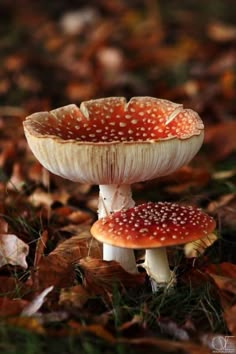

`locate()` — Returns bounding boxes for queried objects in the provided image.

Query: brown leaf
[59,285,89,309]
[206,262,236,279]
[35,229,101,291]
[0,218,8,233]
[205,263,236,309]
[159,165,211,194]
[0,276,25,297]
[225,304,236,335]
[67,320,116,343]
[207,273,236,296]
[51,229,101,261]
[36,254,75,291]
[0,297,28,317]
[0,233,29,269]
[205,121,236,161]
[67,209,93,224]
[207,22,236,42]
[119,337,212,354]
[79,257,145,298]
[34,230,48,268]
[207,194,236,228]
[7,317,44,334]
[6,163,25,191]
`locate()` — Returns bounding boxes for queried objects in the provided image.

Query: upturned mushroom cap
[23,97,204,184]
[90,202,216,249]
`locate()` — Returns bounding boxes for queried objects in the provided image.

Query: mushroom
[91,202,216,291]
[23,97,204,273]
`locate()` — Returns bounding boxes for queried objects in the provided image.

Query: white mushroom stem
[144,247,172,292]
[98,184,137,273]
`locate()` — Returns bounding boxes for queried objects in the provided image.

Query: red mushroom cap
[23,97,204,184]
[24,97,203,142]
[91,202,216,249]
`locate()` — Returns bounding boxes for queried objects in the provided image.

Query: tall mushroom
[23,96,204,273]
[91,202,216,291]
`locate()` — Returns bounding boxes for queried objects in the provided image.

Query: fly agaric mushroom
[23,97,204,273]
[91,202,216,291]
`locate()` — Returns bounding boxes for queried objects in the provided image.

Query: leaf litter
[0,0,236,353]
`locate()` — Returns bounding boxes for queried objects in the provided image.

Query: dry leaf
[159,165,210,194]
[225,304,236,335]
[0,297,28,317]
[36,254,75,291]
[208,22,236,42]
[206,262,236,279]
[0,219,8,233]
[0,276,23,297]
[207,274,236,296]
[68,320,115,343]
[157,318,190,341]
[0,233,29,269]
[205,262,236,309]
[6,163,25,191]
[119,337,212,354]
[7,317,44,334]
[21,285,54,316]
[59,285,89,309]
[51,229,101,261]
[34,230,48,268]
[184,233,217,258]
[79,257,145,298]
[35,230,101,291]
[207,194,236,228]
[205,121,236,161]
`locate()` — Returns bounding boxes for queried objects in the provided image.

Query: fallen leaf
[59,285,89,309]
[224,304,236,335]
[119,337,212,354]
[21,285,54,316]
[36,254,75,291]
[213,169,236,180]
[208,22,236,42]
[0,233,29,269]
[158,165,210,194]
[207,273,236,296]
[68,321,116,343]
[205,121,236,161]
[0,276,25,297]
[0,297,28,317]
[0,218,8,233]
[6,163,25,191]
[206,262,236,279]
[157,318,190,341]
[67,209,93,224]
[34,230,48,268]
[205,262,236,309]
[51,229,101,261]
[79,257,145,299]
[207,194,236,228]
[184,233,217,258]
[7,317,44,334]
[35,229,101,291]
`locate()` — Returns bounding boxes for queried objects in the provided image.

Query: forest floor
[0,1,236,353]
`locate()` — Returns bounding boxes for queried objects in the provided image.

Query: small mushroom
[23,97,204,273]
[91,202,216,291]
